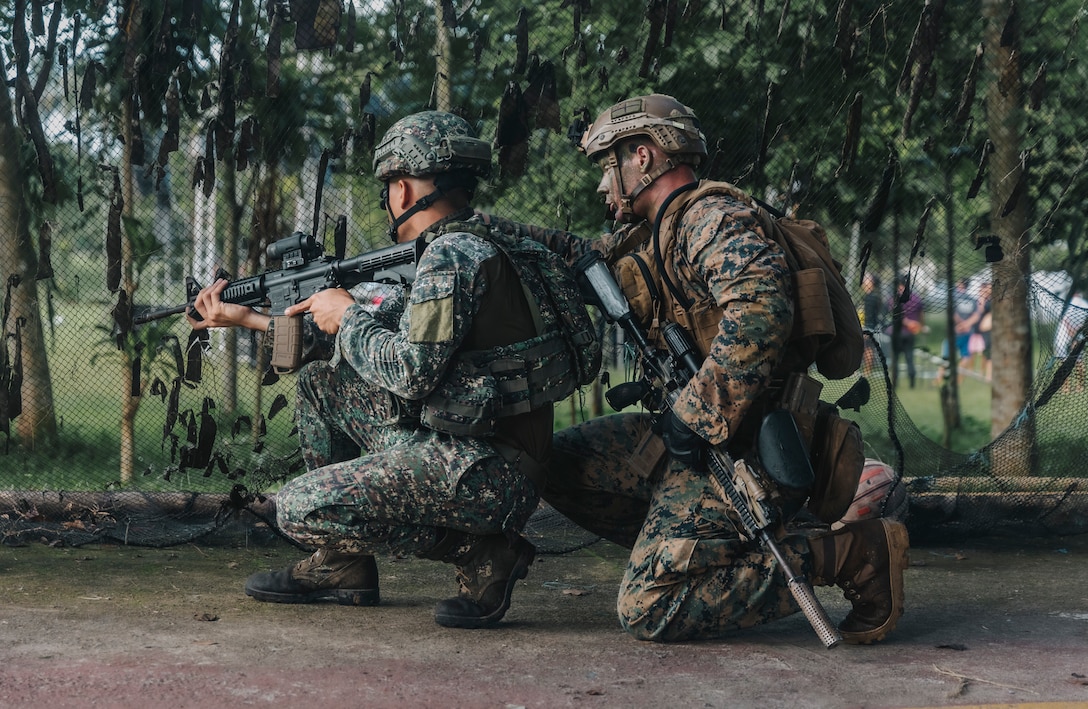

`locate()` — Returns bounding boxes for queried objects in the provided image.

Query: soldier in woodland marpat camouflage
[525,94,910,643]
[187,111,598,629]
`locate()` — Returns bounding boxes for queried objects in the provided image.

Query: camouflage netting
[1,0,1086,550]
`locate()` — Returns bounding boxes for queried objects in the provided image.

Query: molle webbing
[418,218,599,437]
[421,331,575,436]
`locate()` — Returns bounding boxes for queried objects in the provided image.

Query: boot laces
[296,549,327,573]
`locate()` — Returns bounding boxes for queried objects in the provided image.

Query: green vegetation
[2,299,297,492]
[3,0,1087,494]
[7,290,1084,490]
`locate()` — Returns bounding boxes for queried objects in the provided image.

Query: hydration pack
[419,219,601,436]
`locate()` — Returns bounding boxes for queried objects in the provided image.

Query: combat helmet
[374,111,491,180]
[581,94,707,167]
[580,94,706,220]
[373,111,491,242]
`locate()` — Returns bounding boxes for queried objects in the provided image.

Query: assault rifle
[575,251,842,649]
[134,231,420,372]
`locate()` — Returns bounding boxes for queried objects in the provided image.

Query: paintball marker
[134,231,420,372]
[575,251,842,649]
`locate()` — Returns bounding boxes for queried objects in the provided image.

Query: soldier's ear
[389,178,413,211]
[637,144,654,173]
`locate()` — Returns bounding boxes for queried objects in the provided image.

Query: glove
[657,410,708,470]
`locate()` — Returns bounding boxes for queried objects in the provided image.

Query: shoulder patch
[408,270,456,343]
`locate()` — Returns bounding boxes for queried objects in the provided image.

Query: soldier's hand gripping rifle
[134,231,421,372]
[575,251,842,649]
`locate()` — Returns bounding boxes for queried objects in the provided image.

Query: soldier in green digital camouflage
[517,94,910,643]
[187,111,598,628]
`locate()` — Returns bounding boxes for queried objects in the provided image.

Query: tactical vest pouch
[421,332,577,437]
[805,403,864,523]
[539,259,601,388]
[794,267,836,340]
[614,252,659,332]
[778,372,865,524]
[761,214,863,379]
[614,251,720,356]
[421,369,499,436]
[489,235,602,388]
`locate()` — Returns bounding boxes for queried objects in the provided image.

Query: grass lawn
[5,298,1083,489]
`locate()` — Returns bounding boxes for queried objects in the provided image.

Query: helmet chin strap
[385,173,477,243]
[385,183,446,244]
[611,146,677,221]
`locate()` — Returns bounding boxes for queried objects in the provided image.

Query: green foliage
[5,0,1088,495]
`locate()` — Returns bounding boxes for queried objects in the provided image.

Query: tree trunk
[221,159,240,414]
[941,170,960,444]
[118,1,145,484]
[0,52,57,449]
[434,5,452,111]
[119,92,139,484]
[982,0,1035,473]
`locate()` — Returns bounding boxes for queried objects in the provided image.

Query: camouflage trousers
[275,359,539,557]
[543,412,812,642]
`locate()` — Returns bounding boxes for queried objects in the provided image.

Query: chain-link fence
[1,0,1086,548]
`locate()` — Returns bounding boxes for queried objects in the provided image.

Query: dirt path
[1,534,1086,708]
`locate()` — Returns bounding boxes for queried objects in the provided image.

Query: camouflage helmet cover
[581,94,707,166]
[373,111,492,180]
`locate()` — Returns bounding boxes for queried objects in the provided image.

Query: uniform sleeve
[670,204,794,447]
[333,237,480,400]
[477,212,638,268]
[271,284,409,371]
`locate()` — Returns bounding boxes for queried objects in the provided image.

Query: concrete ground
[0,531,1086,708]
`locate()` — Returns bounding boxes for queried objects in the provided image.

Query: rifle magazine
[270,315,304,374]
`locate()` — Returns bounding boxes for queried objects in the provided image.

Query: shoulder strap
[651,181,700,311]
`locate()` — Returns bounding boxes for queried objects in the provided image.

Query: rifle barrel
[132,303,188,325]
[707,449,842,648]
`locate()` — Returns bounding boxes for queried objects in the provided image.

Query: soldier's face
[596,166,621,220]
[596,157,639,223]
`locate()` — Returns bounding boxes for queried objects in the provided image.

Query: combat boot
[810,518,909,644]
[244,549,380,606]
[426,531,536,629]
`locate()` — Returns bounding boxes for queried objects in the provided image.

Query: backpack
[756,210,864,379]
[489,231,602,387]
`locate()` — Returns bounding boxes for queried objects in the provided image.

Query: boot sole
[244,584,380,607]
[841,519,909,644]
[434,542,536,629]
